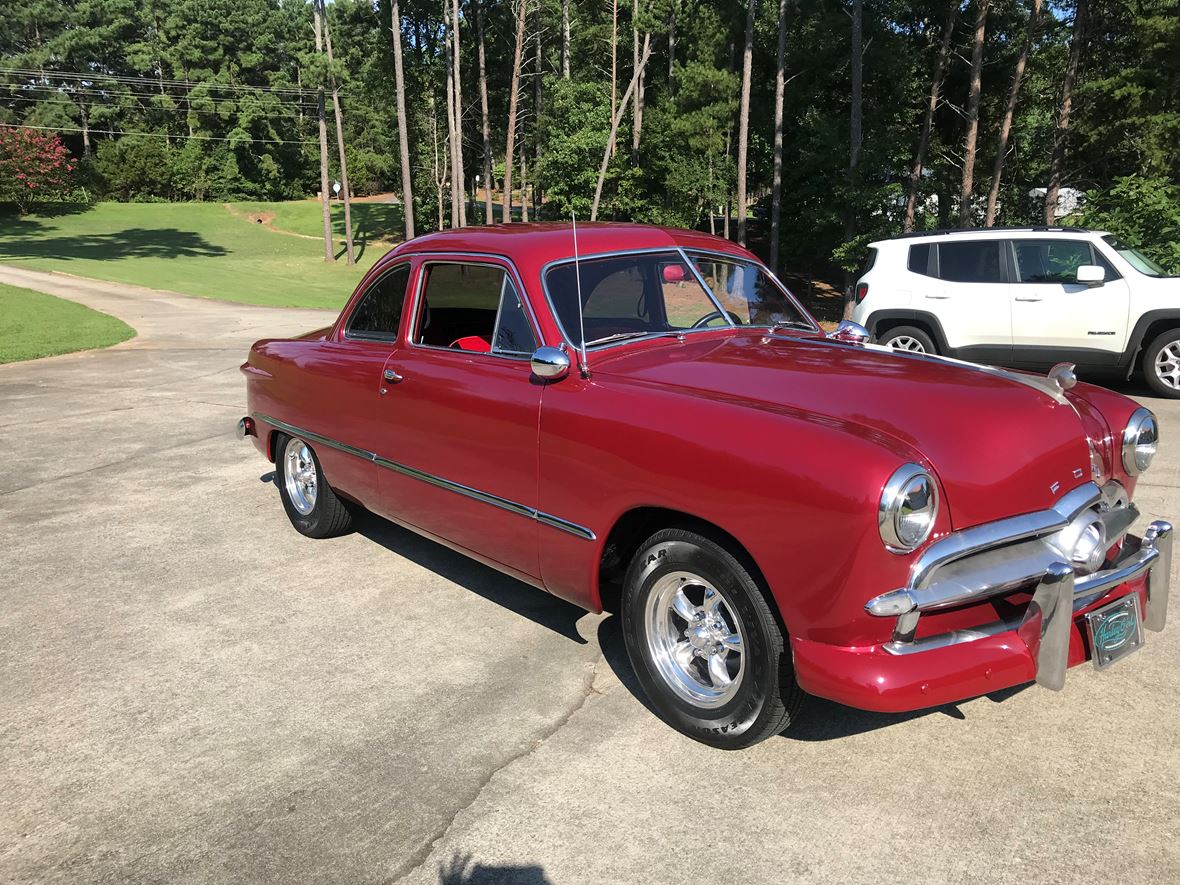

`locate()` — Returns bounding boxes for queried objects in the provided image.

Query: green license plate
[1085,594,1144,670]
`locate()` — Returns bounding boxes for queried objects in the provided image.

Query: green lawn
[0,283,135,364]
[232,199,405,242]
[0,201,398,309]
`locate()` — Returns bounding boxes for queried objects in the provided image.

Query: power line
[0,91,321,117]
[0,83,321,110]
[0,67,326,96]
[0,122,315,146]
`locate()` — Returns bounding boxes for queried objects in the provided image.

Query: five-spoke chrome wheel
[1153,341,1180,391]
[644,570,745,708]
[283,437,318,516]
[886,335,927,353]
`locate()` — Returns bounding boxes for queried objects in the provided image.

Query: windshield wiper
[765,320,816,333]
[584,331,679,346]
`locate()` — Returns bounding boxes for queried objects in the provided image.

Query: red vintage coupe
[239,223,1171,748]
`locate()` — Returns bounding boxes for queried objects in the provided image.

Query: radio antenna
[571,213,590,378]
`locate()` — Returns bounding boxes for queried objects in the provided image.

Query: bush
[94,135,179,201]
[0,127,77,213]
[1077,176,1180,274]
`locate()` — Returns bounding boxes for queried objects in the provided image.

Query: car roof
[870,227,1110,248]
[382,222,757,267]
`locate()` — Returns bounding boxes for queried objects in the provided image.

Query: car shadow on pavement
[594,611,1031,741]
[353,510,590,645]
[438,853,551,884]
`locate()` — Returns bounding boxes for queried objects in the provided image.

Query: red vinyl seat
[450,335,492,353]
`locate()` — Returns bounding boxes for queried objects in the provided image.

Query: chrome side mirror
[531,346,570,380]
[828,319,870,345]
[1076,265,1105,287]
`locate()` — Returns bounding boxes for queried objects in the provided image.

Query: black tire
[274,433,354,538]
[621,528,804,749]
[878,325,937,355]
[1142,329,1180,399]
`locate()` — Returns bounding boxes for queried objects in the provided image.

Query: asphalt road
[1,265,1178,884]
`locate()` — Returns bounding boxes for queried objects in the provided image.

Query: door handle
[1014,296,1043,302]
[383,368,404,383]
[925,294,950,299]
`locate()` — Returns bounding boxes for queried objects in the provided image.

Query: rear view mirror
[1076,265,1105,286]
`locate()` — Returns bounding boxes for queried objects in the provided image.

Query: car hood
[593,331,1093,530]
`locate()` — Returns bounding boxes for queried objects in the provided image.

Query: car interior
[414,263,535,355]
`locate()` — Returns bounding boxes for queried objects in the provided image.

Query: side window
[908,243,934,277]
[936,241,1002,283]
[414,263,535,355]
[346,264,410,340]
[1089,245,1121,281]
[1011,239,1093,284]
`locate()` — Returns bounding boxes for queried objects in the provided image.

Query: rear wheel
[1143,329,1180,399]
[879,325,937,355]
[621,528,804,749]
[276,434,354,538]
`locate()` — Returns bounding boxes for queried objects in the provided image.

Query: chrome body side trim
[253,413,596,541]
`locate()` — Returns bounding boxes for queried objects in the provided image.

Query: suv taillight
[855,282,869,303]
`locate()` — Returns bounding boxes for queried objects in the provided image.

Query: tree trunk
[769,0,787,273]
[520,119,529,222]
[392,0,415,239]
[321,1,355,264]
[475,0,494,224]
[591,35,652,220]
[534,27,543,218]
[503,0,528,223]
[903,1,957,232]
[561,0,571,78]
[444,5,458,228]
[610,0,618,136]
[667,9,675,91]
[450,0,466,226]
[631,0,644,154]
[79,99,91,157]
[985,0,1041,226]
[1044,0,1087,224]
[844,0,863,316]
[432,92,447,230]
[959,0,991,228]
[312,1,335,262]
[736,0,756,247]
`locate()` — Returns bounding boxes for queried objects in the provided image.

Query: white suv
[852,227,1180,397]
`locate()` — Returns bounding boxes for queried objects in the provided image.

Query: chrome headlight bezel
[879,463,939,554]
[1121,407,1158,476]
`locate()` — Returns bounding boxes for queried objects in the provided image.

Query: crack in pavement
[387,654,606,884]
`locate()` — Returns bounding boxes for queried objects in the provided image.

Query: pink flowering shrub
[0,128,77,214]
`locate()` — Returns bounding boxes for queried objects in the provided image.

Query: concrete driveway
[1,265,1178,884]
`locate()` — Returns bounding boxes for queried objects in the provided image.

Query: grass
[231,199,405,242]
[0,201,400,310]
[0,282,135,364]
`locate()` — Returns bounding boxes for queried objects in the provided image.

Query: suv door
[1006,238,1130,367]
[929,238,1011,362]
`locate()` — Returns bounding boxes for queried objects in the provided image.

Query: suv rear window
[937,241,1002,283]
[908,243,934,276]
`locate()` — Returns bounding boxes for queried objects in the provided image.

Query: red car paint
[242,223,1151,713]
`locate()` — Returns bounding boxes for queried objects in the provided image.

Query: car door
[929,238,1012,362]
[280,262,412,510]
[372,256,543,580]
[1007,238,1131,367]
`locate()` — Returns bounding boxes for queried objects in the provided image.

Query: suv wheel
[1144,330,1180,398]
[879,325,937,355]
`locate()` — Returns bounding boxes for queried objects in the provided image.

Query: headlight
[1121,408,1158,475]
[879,464,938,553]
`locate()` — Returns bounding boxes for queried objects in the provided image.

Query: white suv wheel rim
[1154,341,1180,390]
[887,335,926,353]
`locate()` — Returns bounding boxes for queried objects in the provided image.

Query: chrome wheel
[1153,341,1180,390]
[887,335,927,353]
[644,570,745,708]
[283,437,318,516]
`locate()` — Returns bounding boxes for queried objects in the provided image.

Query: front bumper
[793,482,1172,712]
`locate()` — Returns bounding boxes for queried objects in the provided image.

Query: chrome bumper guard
[865,481,1172,692]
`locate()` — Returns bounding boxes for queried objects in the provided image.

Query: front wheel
[621,528,804,749]
[879,325,937,355]
[1143,329,1180,399]
[276,434,355,538]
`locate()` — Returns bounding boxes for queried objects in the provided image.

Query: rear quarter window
[908,243,934,277]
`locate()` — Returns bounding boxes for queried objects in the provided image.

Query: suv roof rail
[894,226,1089,239]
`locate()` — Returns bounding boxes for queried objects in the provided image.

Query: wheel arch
[1124,310,1180,377]
[596,506,784,631]
[864,309,950,354]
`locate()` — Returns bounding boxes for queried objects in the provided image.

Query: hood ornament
[1048,362,1078,392]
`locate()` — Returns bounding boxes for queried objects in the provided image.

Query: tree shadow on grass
[0,225,228,261]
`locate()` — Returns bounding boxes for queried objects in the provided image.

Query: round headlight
[1121,408,1158,475]
[879,464,938,553]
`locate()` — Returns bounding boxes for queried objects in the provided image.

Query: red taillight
[855,282,869,303]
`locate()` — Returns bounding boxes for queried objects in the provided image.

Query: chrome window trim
[255,413,595,541]
[342,261,413,342]
[407,255,544,358]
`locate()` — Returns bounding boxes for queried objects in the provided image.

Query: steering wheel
[691,310,743,329]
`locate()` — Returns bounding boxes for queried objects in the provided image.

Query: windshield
[686,252,816,330]
[1102,235,1173,277]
